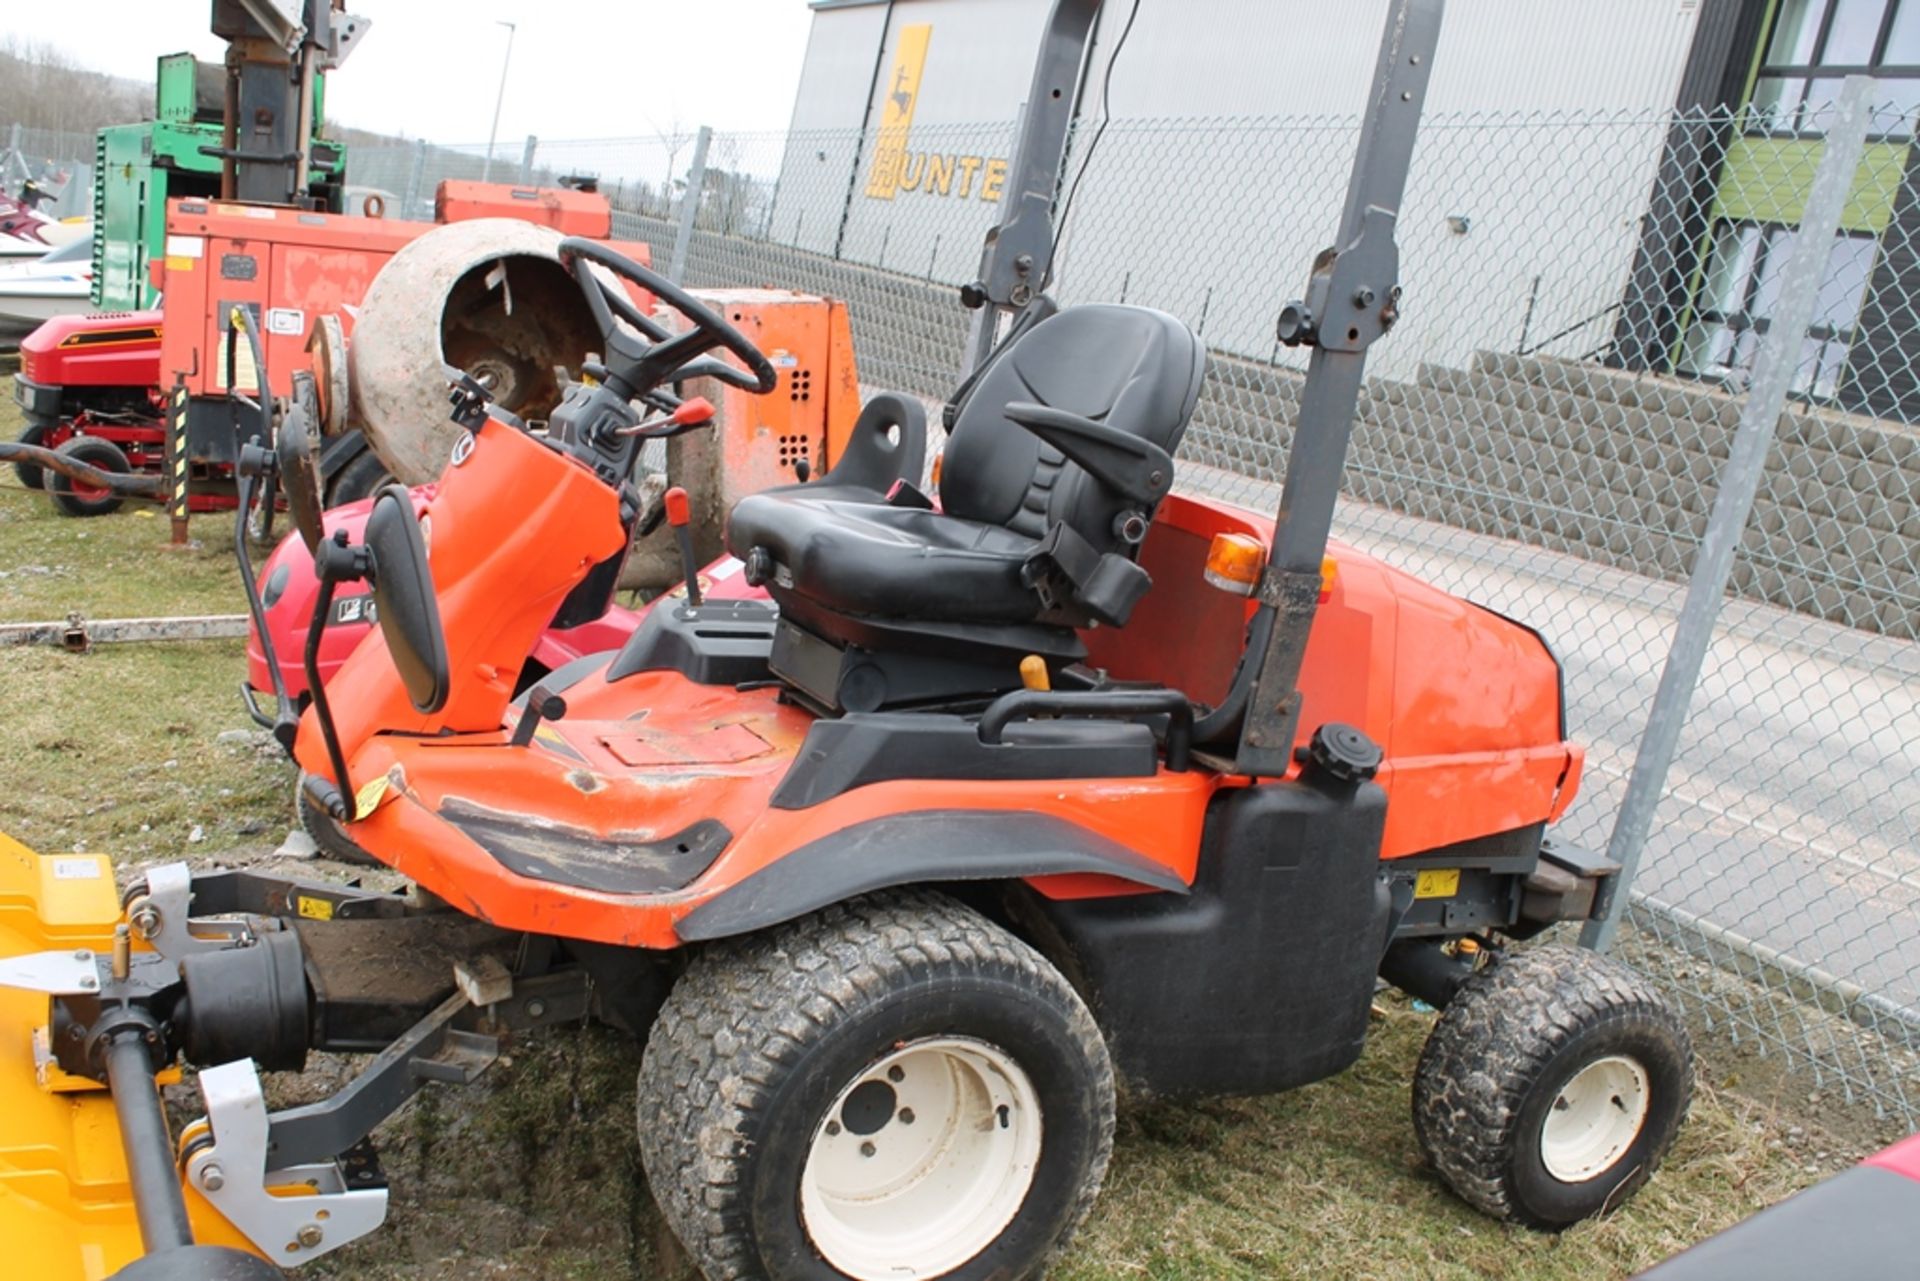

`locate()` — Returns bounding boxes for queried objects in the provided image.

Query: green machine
[91,51,348,310]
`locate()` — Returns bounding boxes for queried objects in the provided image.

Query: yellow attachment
[1320,555,1339,602]
[1203,532,1266,596]
[929,450,944,491]
[0,831,259,1278]
[1019,655,1051,692]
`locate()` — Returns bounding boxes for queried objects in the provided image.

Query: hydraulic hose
[0,442,165,496]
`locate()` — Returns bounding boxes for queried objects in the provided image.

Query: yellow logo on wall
[865,24,933,199]
[863,23,1009,205]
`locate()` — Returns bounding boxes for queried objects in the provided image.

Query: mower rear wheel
[295,772,381,867]
[47,436,130,517]
[12,421,51,489]
[637,891,1115,1281]
[326,448,395,509]
[1412,944,1692,1229]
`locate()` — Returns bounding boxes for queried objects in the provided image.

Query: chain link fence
[6,88,1915,1122]
[2,124,94,219]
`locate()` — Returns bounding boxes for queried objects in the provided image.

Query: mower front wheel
[295,773,381,867]
[47,436,130,517]
[637,891,1115,1281]
[12,421,52,489]
[1412,944,1693,1229]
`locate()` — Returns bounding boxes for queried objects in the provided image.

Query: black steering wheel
[556,238,777,397]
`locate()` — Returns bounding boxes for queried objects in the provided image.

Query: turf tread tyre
[325,448,394,509]
[12,422,51,490]
[1412,944,1692,1229]
[47,436,129,517]
[294,772,380,866]
[637,890,1115,1281]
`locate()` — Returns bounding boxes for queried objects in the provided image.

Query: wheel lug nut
[898,1108,915,1125]
[825,1121,842,1137]
[887,1065,904,1083]
[860,1141,876,1158]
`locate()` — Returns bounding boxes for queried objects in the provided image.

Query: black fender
[673,810,1190,943]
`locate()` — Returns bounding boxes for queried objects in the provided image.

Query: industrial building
[774,0,1920,414]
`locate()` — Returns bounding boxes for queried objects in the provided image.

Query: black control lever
[510,685,568,748]
[664,486,704,607]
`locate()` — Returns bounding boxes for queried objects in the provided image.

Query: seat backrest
[941,304,1207,559]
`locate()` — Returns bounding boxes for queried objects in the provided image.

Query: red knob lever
[663,486,692,528]
[672,396,714,426]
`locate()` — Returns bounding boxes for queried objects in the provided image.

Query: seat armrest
[1003,401,1174,506]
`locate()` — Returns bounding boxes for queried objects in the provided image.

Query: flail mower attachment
[0,833,589,1279]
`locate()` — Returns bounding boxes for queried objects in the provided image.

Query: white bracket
[183,1060,387,1266]
[0,947,101,995]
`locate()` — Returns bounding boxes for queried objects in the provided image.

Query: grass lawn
[0,384,1880,1278]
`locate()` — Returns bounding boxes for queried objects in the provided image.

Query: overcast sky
[3,1,816,143]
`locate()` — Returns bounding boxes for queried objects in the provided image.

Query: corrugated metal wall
[774,0,1710,373]
[1077,0,1706,118]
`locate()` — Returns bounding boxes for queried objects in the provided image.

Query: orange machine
[251,243,1665,1281]
[434,179,613,233]
[630,287,863,581]
[152,188,649,521]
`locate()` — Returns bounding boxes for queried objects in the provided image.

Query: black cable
[1044,0,1143,291]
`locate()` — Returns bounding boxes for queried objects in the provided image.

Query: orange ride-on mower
[0,3,1691,1278]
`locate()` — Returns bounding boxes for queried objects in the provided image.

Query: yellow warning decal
[1414,868,1461,899]
[354,775,389,820]
[296,895,334,921]
[864,24,933,199]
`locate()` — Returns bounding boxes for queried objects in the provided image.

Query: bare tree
[0,38,148,139]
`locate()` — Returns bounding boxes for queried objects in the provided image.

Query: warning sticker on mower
[51,858,102,880]
[1414,868,1460,899]
[354,776,390,821]
[334,595,377,625]
[297,896,334,921]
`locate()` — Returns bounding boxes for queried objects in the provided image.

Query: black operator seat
[729,304,1206,626]
[724,304,1206,713]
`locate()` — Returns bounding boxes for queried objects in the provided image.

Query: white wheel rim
[1540,1054,1651,1183]
[799,1035,1043,1280]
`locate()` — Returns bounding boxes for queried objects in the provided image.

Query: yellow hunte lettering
[980,157,1008,204]
[864,24,933,199]
[954,155,983,198]
[925,153,955,196]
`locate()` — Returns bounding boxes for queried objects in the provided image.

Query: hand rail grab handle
[978,688,1193,771]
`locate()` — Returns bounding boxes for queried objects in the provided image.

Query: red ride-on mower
[10,310,169,517]
[0,4,1691,1278]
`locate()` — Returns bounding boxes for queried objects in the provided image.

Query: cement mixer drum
[349,218,603,484]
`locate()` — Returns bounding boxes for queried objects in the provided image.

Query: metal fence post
[668,126,713,286]
[1580,75,1877,952]
[165,377,191,547]
[519,134,538,185]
